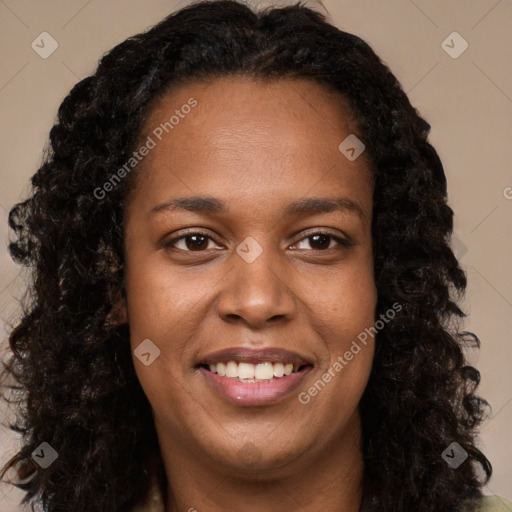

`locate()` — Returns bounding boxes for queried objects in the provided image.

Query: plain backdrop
[1,0,511,510]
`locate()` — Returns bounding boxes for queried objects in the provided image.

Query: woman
[1,1,509,511]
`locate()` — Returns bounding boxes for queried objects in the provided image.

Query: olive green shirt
[476,497,512,511]
[131,473,512,512]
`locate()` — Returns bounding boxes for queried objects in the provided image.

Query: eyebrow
[150,195,365,219]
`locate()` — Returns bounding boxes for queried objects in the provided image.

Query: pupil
[186,235,208,251]
[310,234,330,250]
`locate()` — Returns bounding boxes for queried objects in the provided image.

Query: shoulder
[472,495,512,512]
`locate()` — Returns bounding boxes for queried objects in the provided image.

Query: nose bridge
[217,235,295,325]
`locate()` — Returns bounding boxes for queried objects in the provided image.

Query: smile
[206,360,303,381]
[198,360,312,406]
[196,346,314,406]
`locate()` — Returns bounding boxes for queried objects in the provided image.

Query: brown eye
[164,232,222,252]
[292,232,351,251]
[181,234,210,251]
[164,230,351,253]
[308,234,332,250]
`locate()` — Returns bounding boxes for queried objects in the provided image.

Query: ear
[105,292,128,327]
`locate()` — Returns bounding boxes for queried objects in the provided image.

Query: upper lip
[197,346,314,367]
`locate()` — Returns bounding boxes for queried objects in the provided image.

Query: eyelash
[163,229,352,253]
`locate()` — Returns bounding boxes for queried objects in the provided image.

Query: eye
[290,231,352,251]
[164,231,223,252]
[164,230,351,253]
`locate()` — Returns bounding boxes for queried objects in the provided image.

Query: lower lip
[198,366,312,406]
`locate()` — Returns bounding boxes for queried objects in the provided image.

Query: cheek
[309,253,377,339]
[306,254,377,395]
[124,260,201,413]
[125,251,205,340]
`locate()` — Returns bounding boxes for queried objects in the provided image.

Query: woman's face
[123,76,377,475]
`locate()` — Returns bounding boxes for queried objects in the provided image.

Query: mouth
[196,347,314,406]
[197,360,310,383]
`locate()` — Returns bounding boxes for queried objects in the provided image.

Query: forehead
[142,75,361,149]
[129,76,372,217]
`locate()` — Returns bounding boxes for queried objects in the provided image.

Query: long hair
[1,1,492,511]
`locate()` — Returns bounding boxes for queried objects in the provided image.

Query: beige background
[1,0,511,509]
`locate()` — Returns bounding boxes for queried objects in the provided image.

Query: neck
[159,413,365,512]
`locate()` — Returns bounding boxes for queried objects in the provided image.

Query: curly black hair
[1,1,493,511]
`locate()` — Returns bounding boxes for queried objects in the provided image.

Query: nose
[217,240,297,328]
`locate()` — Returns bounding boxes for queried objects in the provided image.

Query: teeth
[238,362,255,379]
[254,362,273,380]
[273,363,284,377]
[225,361,238,378]
[207,360,303,381]
[217,362,226,377]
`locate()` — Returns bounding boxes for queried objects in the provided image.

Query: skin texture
[122,76,377,512]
